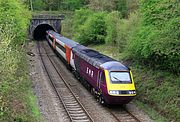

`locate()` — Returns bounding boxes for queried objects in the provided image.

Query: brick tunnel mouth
[33,24,55,40]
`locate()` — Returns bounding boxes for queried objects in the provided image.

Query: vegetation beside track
[27,0,179,121]
[59,1,179,120]
[0,0,40,121]
[89,44,180,122]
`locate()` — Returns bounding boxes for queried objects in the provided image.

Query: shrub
[63,0,85,11]
[73,8,93,35]
[105,11,122,45]
[117,11,140,52]
[126,0,180,73]
[0,0,39,121]
[0,0,31,45]
[74,11,107,45]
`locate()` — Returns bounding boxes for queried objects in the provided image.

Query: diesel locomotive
[46,30,136,105]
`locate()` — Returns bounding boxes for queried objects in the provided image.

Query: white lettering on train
[86,67,94,78]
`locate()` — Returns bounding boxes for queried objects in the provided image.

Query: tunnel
[33,24,55,40]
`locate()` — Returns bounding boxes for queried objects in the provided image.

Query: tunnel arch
[33,24,55,40]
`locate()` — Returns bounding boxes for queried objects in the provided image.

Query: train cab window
[56,42,66,53]
[110,71,132,84]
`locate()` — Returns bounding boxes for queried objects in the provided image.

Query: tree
[87,0,115,11]
[114,0,127,18]
[127,0,180,73]
[63,0,84,10]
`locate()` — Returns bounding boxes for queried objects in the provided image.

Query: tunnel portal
[33,24,54,40]
[29,14,64,40]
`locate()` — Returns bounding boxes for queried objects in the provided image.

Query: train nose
[106,96,135,105]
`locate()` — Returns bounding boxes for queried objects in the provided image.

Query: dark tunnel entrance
[33,24,55,40]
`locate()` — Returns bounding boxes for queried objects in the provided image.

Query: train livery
[46,30,136,105]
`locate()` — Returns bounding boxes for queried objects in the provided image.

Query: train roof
[72,45,129,70]
[47,30,78,48]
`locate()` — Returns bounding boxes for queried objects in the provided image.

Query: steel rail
[123,106,141,122]
[38,41,94,122]
[37,41,72,121]
[107,106,141,122]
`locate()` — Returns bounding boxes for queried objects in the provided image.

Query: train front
[101,61,136,105]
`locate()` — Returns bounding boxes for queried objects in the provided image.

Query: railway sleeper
[70,113,87,117]
[68,108,82,111]
[65,103,79,106]
[67,106,80,109]
[69,110,84,114]
[72,116,89,120]
[73,119,90,122]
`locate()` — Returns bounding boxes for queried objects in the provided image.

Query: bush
[33,0,46,11]
[63,0,85,11]
[0,0,31,45]
[105,11,122,45]
[126,0,180,73]
[0,0,39,121]
[74,10,107,45]
[117,11,140,52]
[73,8,93,36]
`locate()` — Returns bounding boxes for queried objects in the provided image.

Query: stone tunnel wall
[29,15,64,40]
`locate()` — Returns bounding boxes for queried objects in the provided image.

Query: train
[46,30,136,105]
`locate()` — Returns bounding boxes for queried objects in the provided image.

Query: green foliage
[0,0,31,45]
[62,0,179,121]
[63,0,85,11]
[117,11,140,52]
[33,0,46,11]
[114,0,128,18]
[87,0,115,12]
[126,0,180,73]
[73,8,93,34]
[90,43,180,121]
[105,11,122,45]
[28,0,86,11]
[133,66,180,121]
[0,0,40,121]
[73,9,107,45]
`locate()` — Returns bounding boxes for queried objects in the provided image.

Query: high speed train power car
[46,30,136,105]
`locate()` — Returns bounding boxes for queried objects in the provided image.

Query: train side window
[56,42,66,53]
[100,72,105,83]
[73,54,75,59]
[49,36,53,42]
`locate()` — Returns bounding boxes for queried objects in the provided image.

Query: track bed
[28,40,153,122]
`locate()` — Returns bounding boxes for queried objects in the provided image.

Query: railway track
[108,106,141,122]
[37,40,142,122]
[37,40,93,122]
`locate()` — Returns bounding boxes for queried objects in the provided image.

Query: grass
[135,100,166,122]
[89,44,180,122]
[0,42,41,121]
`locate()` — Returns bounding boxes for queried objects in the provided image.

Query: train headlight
[109,90,119,95]
[129,90,136,94]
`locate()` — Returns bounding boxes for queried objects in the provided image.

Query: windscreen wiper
[113,76,123,82]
